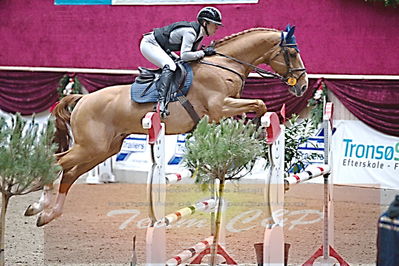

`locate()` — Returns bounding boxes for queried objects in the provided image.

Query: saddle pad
[131,63,193,104]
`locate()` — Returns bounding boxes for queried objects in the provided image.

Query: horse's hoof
[24,204,41,216]
[36,213,48,227]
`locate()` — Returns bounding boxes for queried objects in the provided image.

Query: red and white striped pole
[166,236,213,265]
[284,165,331,190]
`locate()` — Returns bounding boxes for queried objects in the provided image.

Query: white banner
[114,133,188,173]
[332,120,399,189]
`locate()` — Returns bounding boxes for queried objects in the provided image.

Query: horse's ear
[286,25,296,41]
[281,24,295,46]
[280,32,286,46]
[281,24,299,51]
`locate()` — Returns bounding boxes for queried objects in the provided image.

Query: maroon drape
[325,79,399,137]
[76,73,136,93]
[1,70,399,136]
[77,73,316,118]
[0,71,63,115]
[242,78,317,117]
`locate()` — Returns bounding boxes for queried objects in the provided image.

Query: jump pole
[142,111,237,265]
[142,111,166,265]
[303,103,349,265]
[262,103,349,265]
[261,111,286,265]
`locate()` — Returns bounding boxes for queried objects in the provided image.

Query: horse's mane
[214,28,279,47]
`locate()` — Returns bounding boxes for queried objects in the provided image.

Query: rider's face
[206,22,219,36]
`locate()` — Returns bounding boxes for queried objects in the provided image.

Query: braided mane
[214,28,279,47]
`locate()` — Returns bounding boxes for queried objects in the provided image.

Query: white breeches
[140,33,177,71]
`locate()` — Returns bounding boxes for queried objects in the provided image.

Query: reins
[198,52,283,84]
[198,60,246,83]
[215,52,284,80]
[199,47,306,87]
[179,38,307,125]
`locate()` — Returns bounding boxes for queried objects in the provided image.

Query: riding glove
[203,46,216,56]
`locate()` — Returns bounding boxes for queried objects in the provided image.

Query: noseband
[270,44,307,86]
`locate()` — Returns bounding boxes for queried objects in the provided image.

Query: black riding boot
[157,65,174,118]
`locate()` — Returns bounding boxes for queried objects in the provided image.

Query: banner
[332,120,399,189]
[112,119,399,189]
[55,0,258,5]
[114,133,188,173]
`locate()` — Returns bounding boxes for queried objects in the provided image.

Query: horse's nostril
[301,85,307,93]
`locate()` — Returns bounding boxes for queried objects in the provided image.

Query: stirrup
[159,101,170,118]
[161,110,170,119]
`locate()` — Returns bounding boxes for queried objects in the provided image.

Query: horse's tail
[52,94,84,154]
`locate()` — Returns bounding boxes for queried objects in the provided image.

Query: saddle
[136,61,188,99]
[131,61,200,123]
[135,67,162,84]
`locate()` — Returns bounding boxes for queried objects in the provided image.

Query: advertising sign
[332,120,399,189]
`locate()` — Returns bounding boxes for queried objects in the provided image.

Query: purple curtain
[76,73,317,118]
[76,74,317,119]
[242,78,317,118]
[1,70,399,137]
[76,73,136,93]
[0,71,63,115]
[325,79,399,137]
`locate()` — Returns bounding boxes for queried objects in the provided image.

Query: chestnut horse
[25,27,308,226]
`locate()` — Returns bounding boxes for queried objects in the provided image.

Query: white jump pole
[263,102,349,265]
[142,111,237,265]
[142,111,166,265]
[303,103,349,265]
[262,111,286,265]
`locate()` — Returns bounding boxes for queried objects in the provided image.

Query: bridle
[269,44,307,86]
[176,39,307,125]
[199,44,306,87]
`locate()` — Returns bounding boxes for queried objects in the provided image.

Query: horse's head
[268,25,308,97]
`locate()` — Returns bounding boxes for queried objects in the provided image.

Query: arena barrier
[142,111,237,265]
[263,102,349,265]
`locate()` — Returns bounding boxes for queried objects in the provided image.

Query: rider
[139,6,223,117]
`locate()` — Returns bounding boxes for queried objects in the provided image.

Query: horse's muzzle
[289,84,307,97]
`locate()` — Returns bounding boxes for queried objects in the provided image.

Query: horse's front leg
[24,183,55,216]
[222,97,267,117]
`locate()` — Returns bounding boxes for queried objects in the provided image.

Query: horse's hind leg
[36,148,108,226]
[24,153,69,216]
[24,183,56,216]
[36,137,124,227]
[35,164,93,226]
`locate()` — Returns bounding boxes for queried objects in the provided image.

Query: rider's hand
[203,46,216,56]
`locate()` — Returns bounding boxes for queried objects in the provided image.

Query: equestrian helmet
[197,7,223,26]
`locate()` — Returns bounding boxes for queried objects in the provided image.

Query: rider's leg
[140,34,176,70]
[140,34,176,117]
[157,65,174,117]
